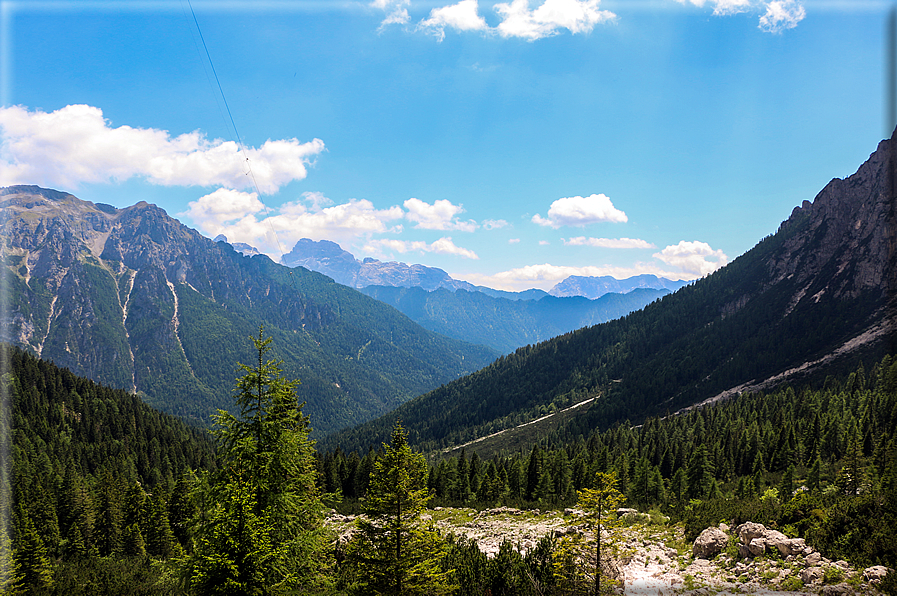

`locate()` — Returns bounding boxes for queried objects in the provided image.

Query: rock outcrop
[692,527,728,558]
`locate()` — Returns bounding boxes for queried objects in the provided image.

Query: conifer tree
[344,422,453,595]
[122,522,147,558]
[94,470,122,556]
[12,509,54,593]
[576,471,625,595]
[184,328,329,593]
[686,444,714,500]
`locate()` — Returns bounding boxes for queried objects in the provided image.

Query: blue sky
[0,0,888,290]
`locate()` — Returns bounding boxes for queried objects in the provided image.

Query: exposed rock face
[281,238,475,291]
[768,130,897,305]
[692,527,728,558]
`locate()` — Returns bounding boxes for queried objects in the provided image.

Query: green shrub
[823,566,844,585]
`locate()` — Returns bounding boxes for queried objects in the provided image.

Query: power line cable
[183,0,295,286]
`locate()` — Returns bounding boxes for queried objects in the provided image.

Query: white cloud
[653,240,728,276]
[180,188,267,229]
[182,190,404,255]
[532,193,628,228]
[494,0,616,41]
[674,0,805,31]
[459,262,691,291]
[364,237,479,259]
[301,190,334,210]
[539,240,550,245]
[711,0,752,15]
[508,238,521,244]
[759,0,805,32]
[404,197,477,231]
[483,218,509,230]
[564,236,656,249]
[420,0,489,41]
[0,104,324,193]
[372,0,410,27]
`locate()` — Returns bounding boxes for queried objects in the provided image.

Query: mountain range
[0,186,496,436]
[324,129,897,454]
[279,237,686,299]
[358,285,670,354]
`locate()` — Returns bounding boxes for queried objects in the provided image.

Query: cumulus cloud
[404,197,477,231]
[673,0,805,31]
[508,238,521,244]
[420,0,489,41]
[364,237,479,259]
[564,236,656,249]
[182,190,404,255]
[758,0,805,32]
[653,240,728,276]
[483,219,509,230]
[532,194,628,228]
[372,0,410,27]
[494,0,616,41]
[0,104,324,193]
[180,188,267,230]
[460,262,690,292]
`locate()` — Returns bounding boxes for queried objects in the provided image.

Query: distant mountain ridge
[0,186,497,436]
[359,285,670,354]
[549,274,688,298]
[280,237,685,299]
[325,129,897,454]
[281,238,476,292]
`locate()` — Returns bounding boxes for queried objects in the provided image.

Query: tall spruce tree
[184,328,329,594]
[343,422,453,595]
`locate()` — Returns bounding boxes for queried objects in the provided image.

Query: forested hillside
[0,343,215,592]
[322,356,897,575]
[0,186,497,436]
[4,340,897,594]
[323,130,897,454]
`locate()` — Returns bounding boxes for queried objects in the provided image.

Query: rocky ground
[326,507,892,594]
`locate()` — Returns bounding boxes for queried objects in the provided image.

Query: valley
[2,127,896,594]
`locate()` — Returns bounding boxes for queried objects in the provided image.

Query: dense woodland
[2,340,897,594]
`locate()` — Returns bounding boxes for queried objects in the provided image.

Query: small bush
[781,575,804,591]
[823,565,844,585]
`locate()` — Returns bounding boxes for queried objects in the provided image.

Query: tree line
[3,337,897,594]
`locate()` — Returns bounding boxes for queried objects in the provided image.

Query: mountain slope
[0,186,497,435]
[358,285,671,354]
[324,131,897,453]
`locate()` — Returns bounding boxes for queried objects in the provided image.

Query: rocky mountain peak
[768,130,897,304]
[281,238,475,291]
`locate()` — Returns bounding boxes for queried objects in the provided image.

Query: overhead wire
[182,0,296,288]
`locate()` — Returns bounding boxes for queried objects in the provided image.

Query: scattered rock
[747,537,767,557]
[820,583,852,596]
[863,565,890,585]
[800,566,825,585]
[736,521,767,544]
[693,527,729,558]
